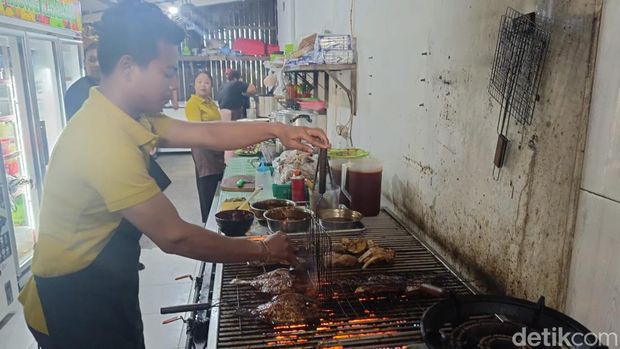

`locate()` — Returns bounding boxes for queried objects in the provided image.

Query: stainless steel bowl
[264,207,313,233]
[250,199,296,225]
[317,208,363,230]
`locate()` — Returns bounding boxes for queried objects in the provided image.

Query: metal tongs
[312,148,335,211]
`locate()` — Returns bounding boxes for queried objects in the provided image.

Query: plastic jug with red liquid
[334,157,383,217]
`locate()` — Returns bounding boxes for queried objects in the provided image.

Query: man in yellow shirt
[19,2,329,348]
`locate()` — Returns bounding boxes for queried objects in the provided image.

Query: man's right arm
[119,192,296,264]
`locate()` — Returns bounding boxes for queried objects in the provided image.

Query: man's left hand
[275,124,331,153]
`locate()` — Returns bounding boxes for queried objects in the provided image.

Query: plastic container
[254,160,273,190]
[297,99,326,112]
[232,38,266,56]
[267,44,280,55]
[283,43,296,56]
[317,35,352,50]
[272,183,292,200]
[0,138,13,155]
[5,158,19,176]
[323,50,354,64]
[329,149,369,206]
[340,157,383,217]
[309,184,341,212]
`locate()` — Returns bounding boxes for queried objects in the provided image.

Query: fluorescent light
[168,6,179,15]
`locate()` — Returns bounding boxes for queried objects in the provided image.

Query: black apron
[35,157,171,349]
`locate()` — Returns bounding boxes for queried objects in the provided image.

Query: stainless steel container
[274,109,326,131]
[264,207,313,233]
[257,95,279,117]
[317,208,363,230]
[250,199,295,225]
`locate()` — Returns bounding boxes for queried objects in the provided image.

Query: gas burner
[421,294,608,349]
[479,334,532,349]
[450,318,532,349]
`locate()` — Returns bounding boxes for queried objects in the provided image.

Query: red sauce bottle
[290,169,306,202]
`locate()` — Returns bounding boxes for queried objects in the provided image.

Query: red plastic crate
[267,44,280,55]
[232,39,266,56]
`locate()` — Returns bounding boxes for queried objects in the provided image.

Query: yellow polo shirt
[185,94,225,177]
[18,88,173,334]
[185,94,221,122]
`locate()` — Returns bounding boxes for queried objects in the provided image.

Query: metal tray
[323,220,365,234]
[245,219,366,236]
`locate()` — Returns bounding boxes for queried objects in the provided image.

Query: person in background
[19,2,329,348]
[63,42,100,120]
[217,69,256,120]
[185,70,224,223]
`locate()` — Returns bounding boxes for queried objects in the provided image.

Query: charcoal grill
[178,209,605,348]
[189,211,474,348]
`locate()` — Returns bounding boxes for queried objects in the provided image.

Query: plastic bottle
[255,160,273,190]
[290,169,305,202]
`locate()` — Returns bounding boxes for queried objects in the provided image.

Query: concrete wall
[285,0,602,311]
[565,0,620,333]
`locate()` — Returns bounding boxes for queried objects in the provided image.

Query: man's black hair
[97,1,185,76]
[227,70,241,81]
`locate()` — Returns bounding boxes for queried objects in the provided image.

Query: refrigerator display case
[0,139,18,319]
[60,41,82,91]
[0,140,19,322]
[0,19,82,285]
[29,38,65,155]
[0,32,41,278]
[0,33,29,319]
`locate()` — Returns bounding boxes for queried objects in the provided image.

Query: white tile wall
[566,191,620,333]
[566,0,620,340]
[580,0,620,203]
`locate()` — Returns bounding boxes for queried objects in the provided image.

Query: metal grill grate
[305,217,332,297]
[489,7,549,126]
[206,212,473,348]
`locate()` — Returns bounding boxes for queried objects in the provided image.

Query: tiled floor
[0,153,202,349]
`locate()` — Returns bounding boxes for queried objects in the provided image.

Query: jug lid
[328,148,369,159]
[347,156,383,172]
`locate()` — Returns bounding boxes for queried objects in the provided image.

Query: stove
[421,295,608,349]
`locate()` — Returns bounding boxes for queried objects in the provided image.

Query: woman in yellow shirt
[185,70,225,222]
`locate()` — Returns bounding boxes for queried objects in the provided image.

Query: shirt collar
[89,87,158,148]
[191,94,213,105]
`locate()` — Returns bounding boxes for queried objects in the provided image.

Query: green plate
[327,148,369,159]
[235,149,259,157]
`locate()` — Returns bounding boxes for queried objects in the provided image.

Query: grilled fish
[354,275,444,297]
[230,268,309,295]
[251,293,321,324]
